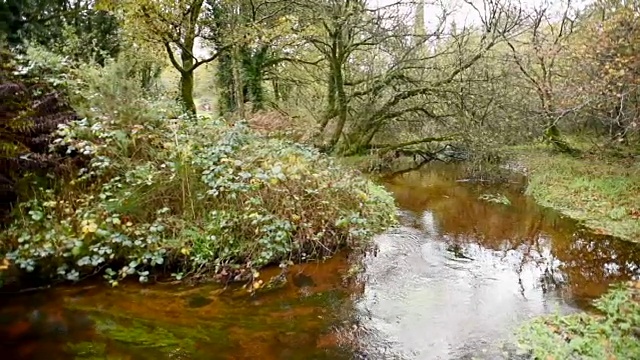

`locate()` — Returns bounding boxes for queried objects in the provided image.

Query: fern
[0,46,79,222]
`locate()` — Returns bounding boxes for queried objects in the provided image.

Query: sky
[369,0,593,31]
[194,0,593,59]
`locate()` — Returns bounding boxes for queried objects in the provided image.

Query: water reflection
[0,164,639,359]
[383,166,640,302]
[351,164,640,358]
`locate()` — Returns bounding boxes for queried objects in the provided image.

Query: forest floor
[509,143,640,242]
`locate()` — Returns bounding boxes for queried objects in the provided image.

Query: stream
[1,163,639,359]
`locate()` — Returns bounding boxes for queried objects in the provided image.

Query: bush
[0,57,397,286]
[518,283,640,359]
[0,45,79,223]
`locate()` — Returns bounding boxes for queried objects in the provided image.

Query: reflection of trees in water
[397,175,640,301]
[553,230,640,299]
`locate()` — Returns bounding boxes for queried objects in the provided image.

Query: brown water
[1,164,639,359]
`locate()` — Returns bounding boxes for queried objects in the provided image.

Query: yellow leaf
[0,258,10,271]
[81,220,98,235]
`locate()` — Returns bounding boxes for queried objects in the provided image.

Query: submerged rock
[186,295,213,308]
[292,273,316,288]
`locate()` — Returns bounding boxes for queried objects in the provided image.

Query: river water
[1,164,639,359]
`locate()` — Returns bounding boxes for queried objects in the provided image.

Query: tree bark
[329,59,347,149]
[180,71,196,115]
[232,44,245,117]
[321,71,337,133]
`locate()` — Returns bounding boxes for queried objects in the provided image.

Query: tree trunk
[245,67,263,110]
[273,78,280,102]
[216,51,234,114]
[329,61,347,150]
[231,44,245,117]
[320,71,337,134]
[180,71,196,115]
[242,47,266,110]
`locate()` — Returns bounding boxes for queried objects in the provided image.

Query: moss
[62,286,350,359]
[63,310,229,359]
[66,342,108,360]
[511,146,640,242]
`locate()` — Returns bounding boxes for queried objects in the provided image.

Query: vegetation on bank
[510,144,640,242]
[0,52,396,287]
[518,282,640,359]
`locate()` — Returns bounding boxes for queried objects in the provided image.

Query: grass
[518,282,640,359]
[508,143,640,242]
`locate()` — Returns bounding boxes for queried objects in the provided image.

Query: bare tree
[302,0,525,155]
[502,0,578,151]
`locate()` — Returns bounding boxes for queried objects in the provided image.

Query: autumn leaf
[80,220,98,235]
[0,258,10,271]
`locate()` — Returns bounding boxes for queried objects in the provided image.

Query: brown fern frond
[32,92,70,114]
[21,112,75,137]
[0,49,81,224]
[0,82,27,97]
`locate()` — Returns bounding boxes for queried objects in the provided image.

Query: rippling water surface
[1,164,639,359]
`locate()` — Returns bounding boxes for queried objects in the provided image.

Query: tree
[1,0,120,64]
[294,0,525,155]
[212,0,311,115]
[502,0,578,152]
[572,0,640,144]
[100,0,228,115]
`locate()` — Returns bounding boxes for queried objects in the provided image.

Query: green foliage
[478,193,511,206]
[15,46,74,88]
[0,56,397,285]
[518,283,640,359]
[516,145,640,242]
[1,1,120,64]
[0,44,79,222]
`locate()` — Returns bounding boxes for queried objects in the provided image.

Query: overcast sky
[194,0,592,59]
[369,0,592,30]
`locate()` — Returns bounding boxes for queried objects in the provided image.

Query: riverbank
[509,144,640,242]
[0,59,397,290]
[5,163,640,359]
[518,281,640,359]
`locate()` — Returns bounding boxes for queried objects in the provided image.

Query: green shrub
[518,283,640,359]
[0,58,397,286]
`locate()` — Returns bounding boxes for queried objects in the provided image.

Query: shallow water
[1,164,639,359]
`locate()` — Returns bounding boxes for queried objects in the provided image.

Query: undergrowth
[0,53,397,287]
[518,283,640,359]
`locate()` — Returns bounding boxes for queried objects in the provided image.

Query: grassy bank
[518,282,640,359]
[510,144,640,242]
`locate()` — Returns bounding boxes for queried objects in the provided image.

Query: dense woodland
[3,0,640,158]
[1,0,639,277]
